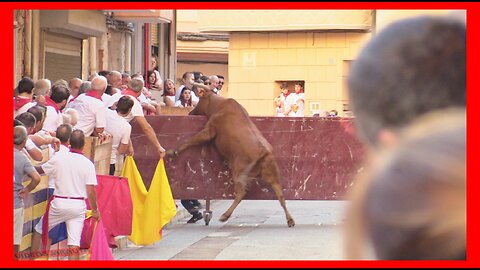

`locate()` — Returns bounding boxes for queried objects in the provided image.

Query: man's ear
[60,99,68,109]
[109,101,118,110]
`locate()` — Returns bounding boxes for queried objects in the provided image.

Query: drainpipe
[31,10,40,80]
[144,23,150,79]
[89,37,97,76]
[125,33,131,74]
[24,10,31,78]
[14,20,17,88]
[171,10,177,83]
[371,10,377,36]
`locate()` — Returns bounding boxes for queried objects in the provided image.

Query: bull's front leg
[166,123,216,159]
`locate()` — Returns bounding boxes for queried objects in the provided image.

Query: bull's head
[189,87,214,116]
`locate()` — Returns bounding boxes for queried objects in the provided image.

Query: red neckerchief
[282,92,290,99]
[44,96,60,113]
[85,90,103,101]
[121,89,140,101]
[14,96,32,111]
[68,95,77,103]
[70,148,84,155]
[166,91,175,96]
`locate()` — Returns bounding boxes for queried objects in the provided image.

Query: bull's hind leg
[260,155,295,227]
[219,162,255,222]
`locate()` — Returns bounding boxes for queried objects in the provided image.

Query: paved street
[113,199,349,260]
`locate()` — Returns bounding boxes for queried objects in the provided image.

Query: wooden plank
[83,136,112,176]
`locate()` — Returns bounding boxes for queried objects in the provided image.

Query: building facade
[14,9,463,116]
[182,9,461,117]
[14,10,176,87]
[176,10,229,95]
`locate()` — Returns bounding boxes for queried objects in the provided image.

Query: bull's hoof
[219,213,230,222]
[287,219,295,227]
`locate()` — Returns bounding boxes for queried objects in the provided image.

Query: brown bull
[167,88,295,227]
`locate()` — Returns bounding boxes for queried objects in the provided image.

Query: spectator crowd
[13,67,225,259]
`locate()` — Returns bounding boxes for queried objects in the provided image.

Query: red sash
[14,96,32,111]
[85,90,103,101]
[44,96,60,113]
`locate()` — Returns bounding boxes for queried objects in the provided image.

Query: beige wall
[177,10,201,33]
[225,9,462,117]
[176,10,229,56]
[197,10,372,32]
[176,10,229,97]
[228,31,371,116]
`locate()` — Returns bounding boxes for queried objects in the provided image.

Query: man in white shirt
[43,84,70,136]
[105,77,166,159]
[15,112,43,161]
[209,75,220,95]
[107,71,123,92]
[217,75,225,93]
[31,124,71,253]
[31,129,99,260]
[278,83,294,117]
[14,77,36,118]
[66,78,83,103]
[286,82,305,117]
[32,78,52,107]
[69,76,108,137]
[27,105,60,150]
[105,96,134,175]
[175,72,194,102]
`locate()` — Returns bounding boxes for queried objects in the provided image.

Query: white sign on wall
[242,52,256,68]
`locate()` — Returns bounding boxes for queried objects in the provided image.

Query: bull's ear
[198,88,206,97]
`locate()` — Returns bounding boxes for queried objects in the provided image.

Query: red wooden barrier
[131,115,366,200]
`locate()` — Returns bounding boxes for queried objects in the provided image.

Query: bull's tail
[237,159,259,187]
[219,157,261,223]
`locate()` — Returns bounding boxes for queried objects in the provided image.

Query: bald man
[105,77,166,159]
[68,76,108,137]
[209,75,220,94]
